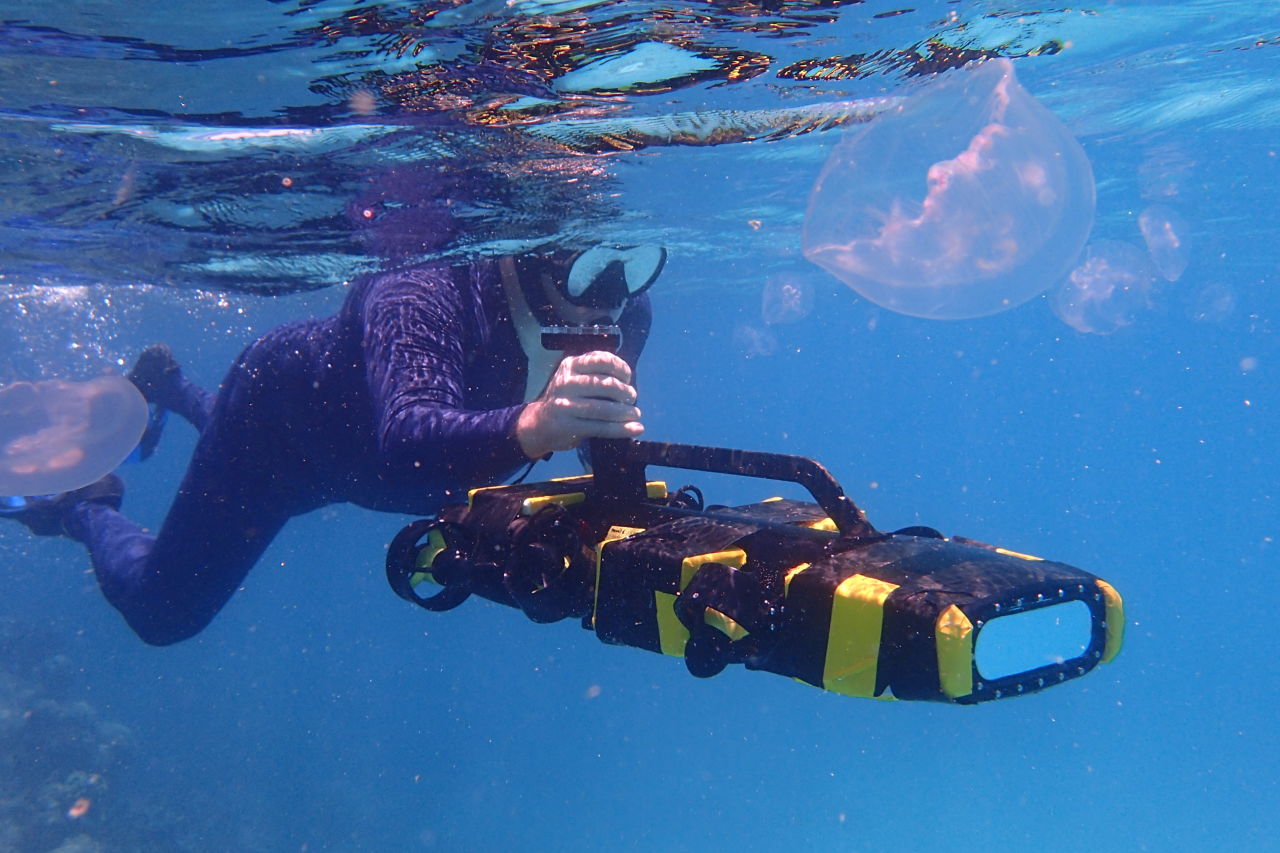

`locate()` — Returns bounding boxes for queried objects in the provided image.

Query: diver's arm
[362,266,530,478]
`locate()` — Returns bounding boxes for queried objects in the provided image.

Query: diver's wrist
[516,401,553,460]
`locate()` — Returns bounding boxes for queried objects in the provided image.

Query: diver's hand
[516,351,643,459]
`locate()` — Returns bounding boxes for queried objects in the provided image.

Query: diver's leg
[63,453,289,646]
[65,351,292,645]
[128,344,215,431]
[71,320,328,644]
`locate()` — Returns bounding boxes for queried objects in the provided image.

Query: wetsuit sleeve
[361,266,530,482]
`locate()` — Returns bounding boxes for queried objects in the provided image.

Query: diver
[2,245,664,645]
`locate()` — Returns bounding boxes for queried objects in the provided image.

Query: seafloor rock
[48,833,104,853]
[0,617,203,852]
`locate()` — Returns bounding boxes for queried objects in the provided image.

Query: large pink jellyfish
[804,58,1095,320]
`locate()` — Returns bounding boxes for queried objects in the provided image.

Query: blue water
[2,1,1278,850]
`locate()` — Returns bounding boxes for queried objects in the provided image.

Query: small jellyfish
[1049,241,1156,335]
[1187,282,1235,324]
[733,324,778,358]
[1138,204,1190,282]
[762,273,815,325]
[0,374,147,496]
[1137,142,1195,202]
[803,58,1095,320]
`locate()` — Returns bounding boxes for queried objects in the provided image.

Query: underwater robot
[387,432,1123,705]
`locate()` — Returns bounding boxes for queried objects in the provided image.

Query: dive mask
[516,245,666,318]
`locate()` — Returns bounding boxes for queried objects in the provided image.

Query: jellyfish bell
[1049,240,1157,335]
[803,58,1095,320]
[733,324,778,358]
[0,374,148,496]
[1137,204,1190,282]
[761,272,815,325]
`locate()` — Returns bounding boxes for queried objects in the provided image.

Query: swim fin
[125,343,185,461]
[124,405,169,464]
[0,473,124,537]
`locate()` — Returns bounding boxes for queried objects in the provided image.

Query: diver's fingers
[560,414,644,441]
[516,396,643,458]
[557,371,637,405]
[565,351,633,385]
[580,419,644,440]
[552,395,641,425]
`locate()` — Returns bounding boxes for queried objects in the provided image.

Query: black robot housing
[386,433,1124,705]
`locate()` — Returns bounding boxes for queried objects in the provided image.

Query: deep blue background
[2,1,1278,850]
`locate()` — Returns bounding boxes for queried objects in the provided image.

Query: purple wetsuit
[67,259,650,645]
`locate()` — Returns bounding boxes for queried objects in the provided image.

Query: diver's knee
[126,606,215,647]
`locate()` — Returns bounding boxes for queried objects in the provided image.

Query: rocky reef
[0,617,199,852]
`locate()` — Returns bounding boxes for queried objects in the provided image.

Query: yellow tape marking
[823,574,899,698]
[994,546,1044,562]
[935,604,975,699]
[783,563,810,595]
[704,607,749,642]
[520,491,586,515]
[1096,579,1125,663]
[655,549,747,657]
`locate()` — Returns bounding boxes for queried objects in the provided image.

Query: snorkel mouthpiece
[540,324,621,355]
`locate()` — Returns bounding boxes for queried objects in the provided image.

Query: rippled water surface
[4,0,1278,293]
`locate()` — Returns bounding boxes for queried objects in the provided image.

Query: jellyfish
[0,374,147,496]
[1049,241,1156,335]
[733,324,778,358]
[803,58,1095,320]
[1138,204,1190,282]
[761,272,815,325]
[1187,282,1235,324]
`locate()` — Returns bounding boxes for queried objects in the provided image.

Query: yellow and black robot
[386,434,1123,705]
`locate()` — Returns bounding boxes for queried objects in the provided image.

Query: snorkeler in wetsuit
[5,245,664,646]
